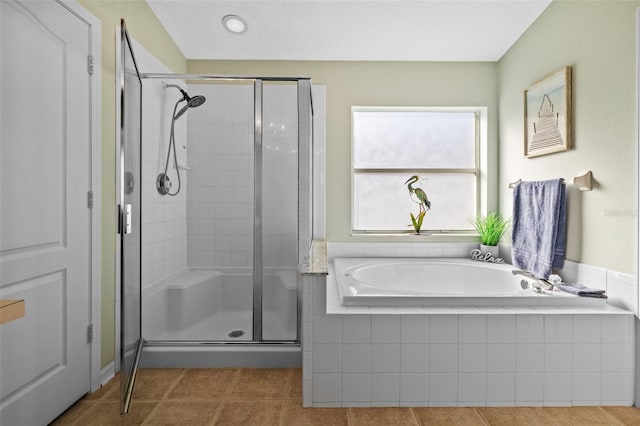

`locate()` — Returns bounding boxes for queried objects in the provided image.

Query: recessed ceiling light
[222,15,247,35]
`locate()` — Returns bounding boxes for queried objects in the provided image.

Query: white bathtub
[334,258,606,307]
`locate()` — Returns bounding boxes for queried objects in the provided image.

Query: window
[352,106,484,233]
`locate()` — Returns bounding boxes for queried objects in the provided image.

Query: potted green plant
[469,212,510,257]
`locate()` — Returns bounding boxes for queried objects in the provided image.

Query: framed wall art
[524,66,572,157]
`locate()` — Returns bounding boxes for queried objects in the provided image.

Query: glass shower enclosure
[118,22,313,413]
[138,77,312,344]
[118,21,143,414]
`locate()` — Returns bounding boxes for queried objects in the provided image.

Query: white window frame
[351,106,488,235]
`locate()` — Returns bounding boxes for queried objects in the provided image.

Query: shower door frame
[117,20,144,414]
[140,73,313,347]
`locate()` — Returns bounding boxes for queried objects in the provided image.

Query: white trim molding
[58,0,102,393]
[635,6,639,408]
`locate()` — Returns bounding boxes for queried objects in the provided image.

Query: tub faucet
[511,269,554,293]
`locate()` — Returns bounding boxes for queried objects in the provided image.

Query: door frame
[636,7,639,321]
[635,5,640,408]
[56,0,102,393]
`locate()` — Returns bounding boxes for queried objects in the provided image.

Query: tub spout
[512,269,554,293]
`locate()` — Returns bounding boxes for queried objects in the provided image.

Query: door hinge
[87,190,94,209]
[87,55,94,75]
[87,324,94,343]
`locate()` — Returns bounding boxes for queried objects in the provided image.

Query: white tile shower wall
[133,40,188,289]
[262,85,299,271]
[186,84,300,269]
[187,84,254,268]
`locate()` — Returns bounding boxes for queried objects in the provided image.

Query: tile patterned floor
[52,368,640,425]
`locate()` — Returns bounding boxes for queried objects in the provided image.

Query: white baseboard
[99,361,115,388]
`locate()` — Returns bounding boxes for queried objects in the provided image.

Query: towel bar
[508,170,593,191]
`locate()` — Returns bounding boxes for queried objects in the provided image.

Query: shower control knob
[124,171,135,194]
[156,173,172,196]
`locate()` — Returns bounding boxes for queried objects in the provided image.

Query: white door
[0,1,92,424]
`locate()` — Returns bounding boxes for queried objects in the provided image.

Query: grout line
[284,368,294,399]
[57,400,91,426]
[409,407,421,425]
[278,398,287,426]
[225,368,242,400]
[473,407,491,425]
[161,368,188,400]
[539,406,561,425]
[596,407,626,425]
[140,399,163,425]
[208,400,223,426]
[479,407,492,426]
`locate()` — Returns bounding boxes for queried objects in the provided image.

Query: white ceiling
[146,0,552,62]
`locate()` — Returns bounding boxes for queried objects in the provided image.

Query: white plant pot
[480,244,499,258]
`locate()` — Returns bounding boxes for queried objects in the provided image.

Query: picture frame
[524,66,572,157]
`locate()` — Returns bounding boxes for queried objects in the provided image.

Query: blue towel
[511,179,567,279]
[556,282,607,298]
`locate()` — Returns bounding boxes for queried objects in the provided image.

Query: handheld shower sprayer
[163,84,206,119]
[157,83,207,196]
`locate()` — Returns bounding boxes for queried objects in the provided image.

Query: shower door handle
[124,204,132,234]
[118,204,133,235]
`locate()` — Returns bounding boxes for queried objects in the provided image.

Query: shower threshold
[140,341,301,368]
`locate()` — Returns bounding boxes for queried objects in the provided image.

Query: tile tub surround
[300,242,637,408]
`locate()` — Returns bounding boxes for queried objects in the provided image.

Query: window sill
[349,232,480,243]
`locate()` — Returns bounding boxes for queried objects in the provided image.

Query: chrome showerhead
[165,84,206,120]
[187,95,206,108]
[174,94,206,120]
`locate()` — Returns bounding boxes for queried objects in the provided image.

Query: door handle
[117,204,133,235]
[124,204,132,234]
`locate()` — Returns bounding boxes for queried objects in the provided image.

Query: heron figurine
[405,175,431,213]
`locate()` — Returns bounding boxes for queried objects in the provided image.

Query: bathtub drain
[228,330,245,338]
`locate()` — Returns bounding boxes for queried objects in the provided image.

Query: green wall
[188,60,499,241]
[78,0,186,368]
[498,0,639,274]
